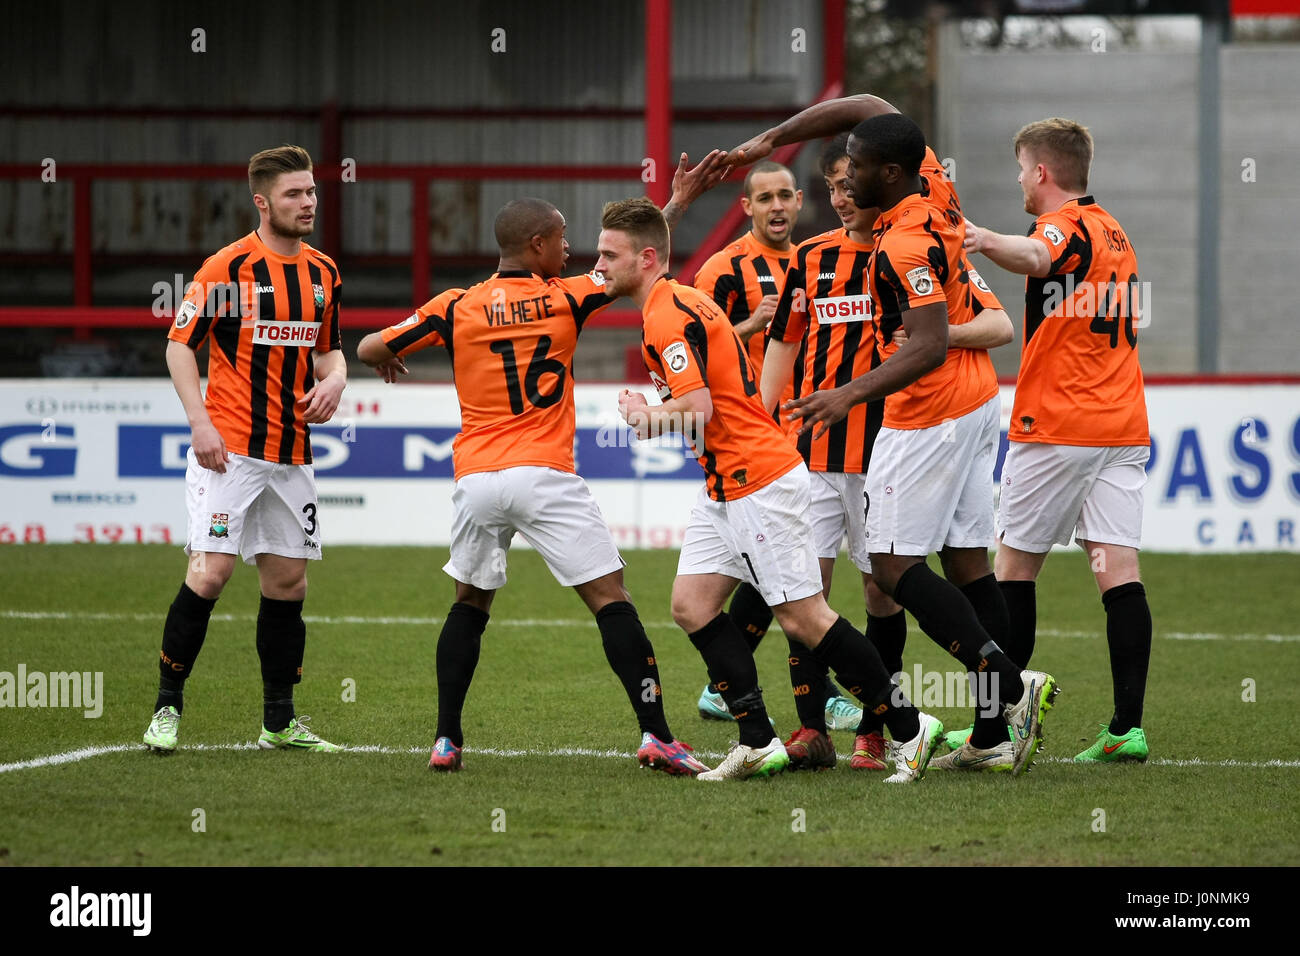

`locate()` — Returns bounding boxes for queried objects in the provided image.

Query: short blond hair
[248,145,313,199]
[600,197,669,259]
[1013,118,1093,193]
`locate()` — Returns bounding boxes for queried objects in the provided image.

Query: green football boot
[1075,725,1148,763]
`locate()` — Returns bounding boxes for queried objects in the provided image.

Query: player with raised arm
[356,155,725,775]
[690,161,863,734]
[732,102,1058,775]
[599,196,946,783]
[964,118,1153,764]
[762,132,1015,771]
[143,146,346,754]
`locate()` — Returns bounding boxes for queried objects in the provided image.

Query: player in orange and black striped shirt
[167,228,343,465]
[693,161,802,387]
[602,197,945,781]
[759,134,1015,763]
[689,163,806,716]
[144,146,348,756]
[730,106,1056,771]
[357,162,728,774]
[964,118,1153,761]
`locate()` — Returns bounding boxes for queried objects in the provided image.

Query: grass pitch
[1,545,1297,866]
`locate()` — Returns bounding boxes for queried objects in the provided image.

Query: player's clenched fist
[618,388,653,440]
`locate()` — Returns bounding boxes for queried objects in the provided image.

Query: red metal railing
[0,0,848,338]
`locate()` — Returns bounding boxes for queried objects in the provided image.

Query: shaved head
[494,198,562,255]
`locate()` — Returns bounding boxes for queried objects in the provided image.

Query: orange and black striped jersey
[918,146,965,234]
[1014,197,1148,446]
[870,194,1000,429]
[167,230,342,465]
[378,271,613,480]
[768,228,883,474]
[693,231,792,373]
[640,277,802,502]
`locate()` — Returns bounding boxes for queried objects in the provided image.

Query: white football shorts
[998,442,1149,551]
[443,466,624,590]
[185,449,321,563]
[864,394,1000,556]
[676,463,823,607]
[808,470,872,573]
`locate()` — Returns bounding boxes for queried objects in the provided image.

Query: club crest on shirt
[1043,224,1065,246]
[312,283,326,307]
[906,266,934,296]
[662,341,689,374]
[174,299,198,329]
[1021,416,1035,434]
[209,513,229,538]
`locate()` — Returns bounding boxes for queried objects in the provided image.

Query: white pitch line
[5,742,1299,775]
[5,609,1299,642]
[1039,627,1300,643]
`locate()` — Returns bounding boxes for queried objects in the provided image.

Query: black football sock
[688,613,772,748]
[728,582,774,654]
[893,563,1022,705]
[807,616,895,720]
[708,585,772,693]
[155,677,185,716]
[256,595,306,732]
[856,610,907,736]
[596,601,673,743]
[961,574,1015,749]
[155,583,217,715]
[263,683,295,734]
[434,602,489,748]
[875,687,921,744]
[788,638,828,734]
[998,579,1037,669]
[1103,582,1152,735]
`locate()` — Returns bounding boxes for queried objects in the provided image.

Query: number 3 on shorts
[302,502,318,537]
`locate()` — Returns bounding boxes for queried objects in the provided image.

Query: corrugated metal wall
[936,26,1300,376]
[1218,45,1300,374]
[936,33,1200,376]
[0,0,820,273]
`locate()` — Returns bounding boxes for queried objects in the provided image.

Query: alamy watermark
[890,665,1001,717]
[0,665,102,717]
[49,886,150,936]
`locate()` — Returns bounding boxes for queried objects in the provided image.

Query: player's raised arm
[964,218,1051,278]
[662,150,730,229]
[724,94,899,167]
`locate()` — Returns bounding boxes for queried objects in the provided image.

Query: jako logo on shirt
[252,320,321,346]
[812,294,872,324]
